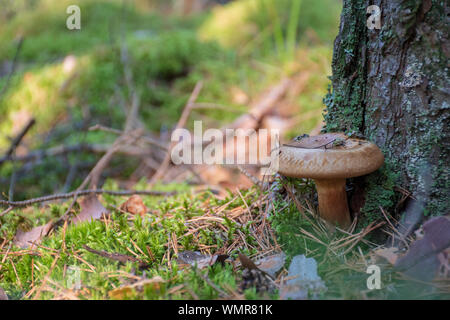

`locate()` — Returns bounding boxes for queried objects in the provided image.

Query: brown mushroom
[277,133,384,228]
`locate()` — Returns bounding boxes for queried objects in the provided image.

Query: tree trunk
[323,0,449,225]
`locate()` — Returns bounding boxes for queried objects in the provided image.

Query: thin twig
[341,221,385,255]
[3,118,36,158]
[379,205,409,249]
[120,41,140,133]
[0,206,13,217]
[53,34,144,222]
[149,81,203,185]
[282,182,312,223]
[89,124,167,150]
[3,118,36,201]
[0,189,175,208]
[236,165,262,188]
[58,130,141,222]
[61,162,78,193]
[88,132,141,189]
[0,143,147,165]
[0,36,24,100]
[8,166,17,201]
[88,124,122,135]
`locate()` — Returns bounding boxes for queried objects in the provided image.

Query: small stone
[286,255,321,286]
[281,254,327,299]
[256,252,286,278]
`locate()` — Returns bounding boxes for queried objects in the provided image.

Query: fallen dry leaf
[374,247,399,265]
[177,251,219,269]
[215,254,230,266]
[238,253,275,280]
[256,252,286,278]
[395,216,450,281]
[120,195,148,217]
[108,276,164,299]
[13,221,54,249]
[238,253,259,270]
[73,195,109,224]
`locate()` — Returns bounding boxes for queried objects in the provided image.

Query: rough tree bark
[323,0,449,225]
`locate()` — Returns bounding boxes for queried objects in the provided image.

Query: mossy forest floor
[2,178,448,300]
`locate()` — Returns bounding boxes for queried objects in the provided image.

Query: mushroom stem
[314,178,351,228]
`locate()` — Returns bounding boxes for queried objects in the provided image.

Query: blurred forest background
[0,0,341,200]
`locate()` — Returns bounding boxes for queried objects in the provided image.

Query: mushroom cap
[278,133,384,179]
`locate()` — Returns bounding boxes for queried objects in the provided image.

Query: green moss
[322,1,368,133]
[403,113,450,217]
[0,185,270,300]
[267,178,396,298]
[130,31,221,80]
[360,160,401,226]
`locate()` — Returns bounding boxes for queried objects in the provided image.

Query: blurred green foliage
[199,0,341,57]
[0,0,340,198]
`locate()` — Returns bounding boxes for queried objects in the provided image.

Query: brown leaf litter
[120,195,148,217]
[177,250,229,269]
[73,195,109,224]
[394,216,450,282]
[238,253,276,295]
[255,252,286,278]
[11,195,109,249]
[373,247,399,265]
[13,221,54,249]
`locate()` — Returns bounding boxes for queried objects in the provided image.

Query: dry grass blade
[341,222,385,255]
[0,206,13,217]
[150,81,203,185]
[283,182,327,234]
[379,205,409,248]
[0,189,173,208]
[28,253,60,300]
